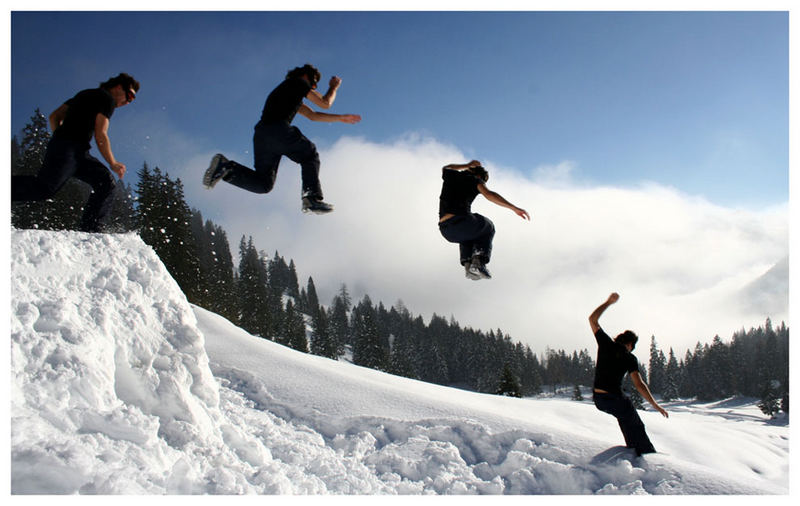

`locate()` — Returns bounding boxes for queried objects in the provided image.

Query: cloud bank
[180,135,788,357]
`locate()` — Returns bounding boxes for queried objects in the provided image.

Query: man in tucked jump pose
[589,292,668,456]
[437,160,529,280]
[203,64,361,214]
[12,73,139,232]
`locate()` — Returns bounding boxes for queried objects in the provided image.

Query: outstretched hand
[339,114,361,124]
[607,292,620,304]
[657,406,669,418]
[514,207,530,220]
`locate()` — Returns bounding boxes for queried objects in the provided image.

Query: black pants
[222,122,322,199]
[593,392,656,456]
[11,136,116,232]
[438,213,495,265]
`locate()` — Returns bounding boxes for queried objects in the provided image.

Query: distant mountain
[739,256,789,316]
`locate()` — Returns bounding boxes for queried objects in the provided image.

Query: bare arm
[631,371,669,418]
[306,76,341,109]
[94,113,126,178]
[589,292,619,334]
[477,183,530,220]
[297,104,361,124]
[49,104,69,132]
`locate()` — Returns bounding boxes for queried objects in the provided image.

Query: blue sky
[9,10,790,353]
[11,11,788,207]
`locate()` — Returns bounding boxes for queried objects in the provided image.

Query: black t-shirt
[259,77,312,125]
[54,88,115,148]
[593,327,640,395]
[438,169,482,218]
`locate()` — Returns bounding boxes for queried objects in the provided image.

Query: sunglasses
[125,88,136,103]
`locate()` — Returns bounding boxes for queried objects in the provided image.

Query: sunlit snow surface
[10,230,788,494]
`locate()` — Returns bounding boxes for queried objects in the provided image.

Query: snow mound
[10,230,320,493]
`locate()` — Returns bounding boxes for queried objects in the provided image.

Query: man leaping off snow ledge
[203,64,361,215]
[589,292,668,456]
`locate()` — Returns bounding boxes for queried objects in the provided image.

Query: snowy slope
[9,230,789,494]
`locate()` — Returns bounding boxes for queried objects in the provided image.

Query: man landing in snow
[203,64,361,214]
[589,292,668,456]
[438,160,529,280]
[12,73,139,232]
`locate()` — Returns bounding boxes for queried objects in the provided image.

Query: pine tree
[189,211,237,321]
[305,277,320,320]
[236,236,270,337]
[662,348,680,401]
[106,181,137,233]
[496,363,522,398]
[268,252,291,296]
[352,295,388,370]
[287,260,301,300]
[386,302,419,380]
[572,384,584,401]
[328,284,351,354]
[309,306,333,358]
[135,167,202,302]
[648,336,666,395]
[758,381,781,418]
[283,300,308,352]
[388,331,418,379]
[418,319,450,385]
[518,347,543,396]
[706,335,732,399]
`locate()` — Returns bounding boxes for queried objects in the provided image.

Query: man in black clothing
[438,160,529,280]
[589,292,668,456]
[12,73,139,232]
[203,64,361,214]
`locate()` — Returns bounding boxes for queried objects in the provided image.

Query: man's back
[259,77,312,125]
[593,327,638,394]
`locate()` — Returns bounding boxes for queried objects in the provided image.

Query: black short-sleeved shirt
[259,77,312,125]
[54,88,115,148]
[438,169,482,218]
[593,327,640,395]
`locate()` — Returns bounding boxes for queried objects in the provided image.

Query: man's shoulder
[443,169,477,183]
[69,88,112,106]
[277,77,311,93]
[594,326,612,341]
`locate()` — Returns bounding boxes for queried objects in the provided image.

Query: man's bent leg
[283,127,322,200]
[615,397,656,455]
[74,153,116,232]
[594,392,655,453]
[12,137,79,201]
[471,213,495,264]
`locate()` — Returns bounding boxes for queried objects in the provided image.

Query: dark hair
[286,64,321,86]
[100,73,140,93]
[468,165,489,182]
[615,330,639,350]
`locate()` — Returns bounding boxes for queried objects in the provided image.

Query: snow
[8,229,791,495]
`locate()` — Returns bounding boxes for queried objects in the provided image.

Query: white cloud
[182,135,788,357]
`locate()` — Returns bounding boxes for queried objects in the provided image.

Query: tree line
[645,322,789,416]
[11,110,789,415]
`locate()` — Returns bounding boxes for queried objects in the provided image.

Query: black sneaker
[469,255,492,280]
[203,153,231,189]
[302,196,334,214]
[464,263,481,280]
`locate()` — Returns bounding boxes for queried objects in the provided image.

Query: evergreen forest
[11,110,790,417]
